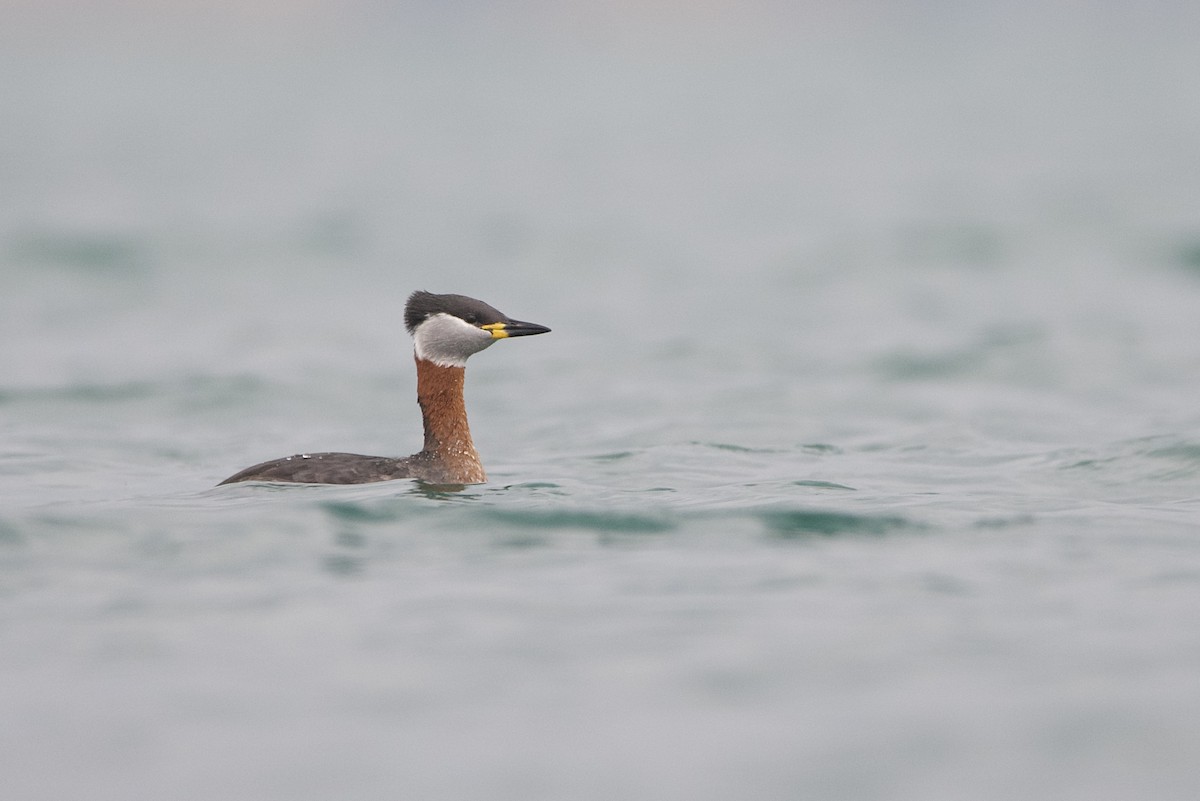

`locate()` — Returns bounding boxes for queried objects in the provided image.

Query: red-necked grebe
[218,290,550,485]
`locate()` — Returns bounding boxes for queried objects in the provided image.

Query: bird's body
[218,291,549,486]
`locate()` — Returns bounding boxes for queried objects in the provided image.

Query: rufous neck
[414,356,479,463]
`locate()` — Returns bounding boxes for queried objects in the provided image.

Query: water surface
[3,3,1200,800]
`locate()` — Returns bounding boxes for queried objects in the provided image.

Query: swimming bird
[218,290,550,486]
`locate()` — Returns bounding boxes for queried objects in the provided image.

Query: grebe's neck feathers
[412,356,486,483]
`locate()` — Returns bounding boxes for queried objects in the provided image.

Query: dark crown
[404,291,507,334]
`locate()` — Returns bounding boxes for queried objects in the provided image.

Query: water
[4,3,1200,799]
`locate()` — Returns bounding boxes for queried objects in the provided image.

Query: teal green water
[4,3,1200,800]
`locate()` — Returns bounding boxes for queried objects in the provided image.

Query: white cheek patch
[412,313,496,367]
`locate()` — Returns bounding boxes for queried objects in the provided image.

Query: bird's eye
[464,314,479,325]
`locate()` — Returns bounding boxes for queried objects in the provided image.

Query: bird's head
[404,290,551,367]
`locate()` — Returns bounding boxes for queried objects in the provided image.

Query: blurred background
[3,2,1200,800]
[4,0,1199,381]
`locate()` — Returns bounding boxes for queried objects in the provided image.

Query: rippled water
[4,3,1200,800]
